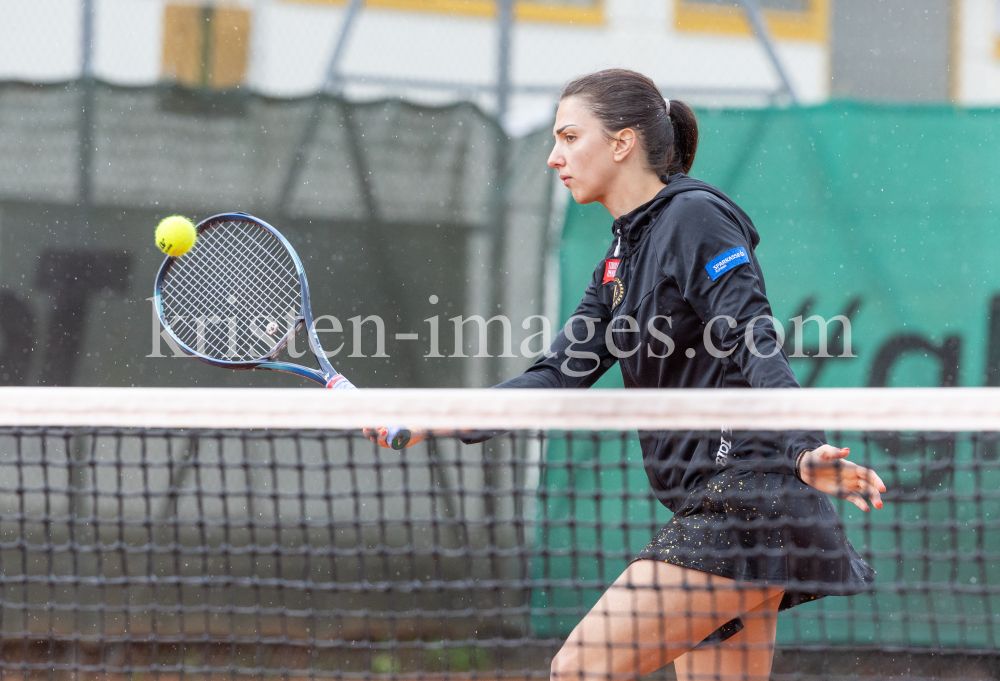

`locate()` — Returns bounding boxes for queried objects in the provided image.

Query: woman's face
[547,96,620,205]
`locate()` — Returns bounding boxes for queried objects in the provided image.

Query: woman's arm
[365,259,618,447]
[494,261,618,390]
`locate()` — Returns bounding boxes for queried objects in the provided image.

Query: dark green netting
[0,81,554,388]
[543,102,1000,647]
[559,102,1000,391]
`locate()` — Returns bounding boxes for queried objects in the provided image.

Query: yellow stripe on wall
[289,0,603,25]
[995,36,1000,60]
[161,4,251,88]
[210,8,252,88]
[514,1,601,23]
[674,0,829,42]
[162,5,204,86]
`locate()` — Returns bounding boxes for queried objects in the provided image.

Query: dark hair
[561,68,698,181]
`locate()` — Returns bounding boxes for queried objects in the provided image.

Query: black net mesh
[0,427,997,680]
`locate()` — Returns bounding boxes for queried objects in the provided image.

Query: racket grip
[383,426,411,450]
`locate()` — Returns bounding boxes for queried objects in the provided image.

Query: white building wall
[260,0,832,112]
[0,0,82,82]
[7,0,1000,111]
[0,0,832,124]
[11,1,998,116]
[955,0,1000,105]
[92,0,168,85]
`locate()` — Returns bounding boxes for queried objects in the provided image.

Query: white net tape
[0,387,997,431]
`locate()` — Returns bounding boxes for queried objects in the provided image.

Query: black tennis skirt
[633,467,875,647]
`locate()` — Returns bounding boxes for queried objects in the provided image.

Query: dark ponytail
[561,69,699,181]
[666,99,698,177]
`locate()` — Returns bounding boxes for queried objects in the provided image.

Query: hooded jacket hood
[612,174,761,252]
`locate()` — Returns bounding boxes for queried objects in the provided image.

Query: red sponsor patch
[603,259,620,284]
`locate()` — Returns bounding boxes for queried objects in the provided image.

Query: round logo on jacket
[612,277,625,309]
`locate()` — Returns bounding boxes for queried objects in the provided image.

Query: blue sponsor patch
[705,247,750,281]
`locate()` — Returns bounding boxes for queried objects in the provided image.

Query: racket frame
[153,212,346,389]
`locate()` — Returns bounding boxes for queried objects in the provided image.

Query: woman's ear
[611,128,638,163]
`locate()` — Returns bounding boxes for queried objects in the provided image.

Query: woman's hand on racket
[798,446,886,511]
[363,427,427,449]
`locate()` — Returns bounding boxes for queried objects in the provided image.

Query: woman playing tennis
[371,68,885,681]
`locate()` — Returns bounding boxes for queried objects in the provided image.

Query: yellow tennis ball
[155,215,197,257]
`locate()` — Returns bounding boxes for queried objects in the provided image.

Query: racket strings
[171,238,279,357]
[164,231,270,356]
[160,219,302,361]
[181,222,301,355]
[163,230,286,359]
[190,225,296,342]
[165,226,299,360]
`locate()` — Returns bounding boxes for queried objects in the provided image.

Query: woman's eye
[565,135,576,142]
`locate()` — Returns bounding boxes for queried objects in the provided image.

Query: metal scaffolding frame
[739,0,799,105]
[314,0,799,113]
[73,0,800,222]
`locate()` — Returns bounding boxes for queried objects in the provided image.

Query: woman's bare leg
[673,591,784,681]
[549,561,784,681]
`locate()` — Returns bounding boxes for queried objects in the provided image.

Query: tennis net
[0,387,997,681]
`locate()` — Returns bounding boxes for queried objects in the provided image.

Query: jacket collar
[610,174,760,252]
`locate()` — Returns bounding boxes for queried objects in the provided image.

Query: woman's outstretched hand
[362,427,428,449]
[798,445,886,512]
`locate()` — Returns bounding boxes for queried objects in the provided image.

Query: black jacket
[494,175,825,511]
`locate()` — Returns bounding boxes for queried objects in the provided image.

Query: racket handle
[383,426,411,450]
[325,375,411,450]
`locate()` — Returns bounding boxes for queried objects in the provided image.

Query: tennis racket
[153,212,410,449]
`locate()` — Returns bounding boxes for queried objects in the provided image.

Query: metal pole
[78,0,96,215]
[81,0,95,78]
[496,0,514,119]
[323,0,364,92]
[488,0,514,385]
[277,0,364,215]
[738,0,798,105]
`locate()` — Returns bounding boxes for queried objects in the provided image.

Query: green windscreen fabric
[559,103,1000,391]
[534,102,1000,647]
[0,82,553,389]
